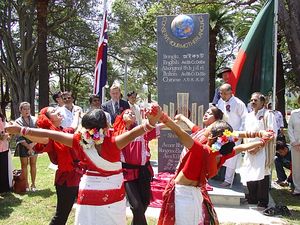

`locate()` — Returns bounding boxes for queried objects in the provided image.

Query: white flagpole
[101,0,107,104]
[272,0,278,110]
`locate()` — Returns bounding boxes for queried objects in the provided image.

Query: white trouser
[292,147,300,193]
[175,184,203,225]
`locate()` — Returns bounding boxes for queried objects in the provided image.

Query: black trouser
[274,156,291,182]
[49,184,78,225]
[246,175,269,207]
[0,150,10,193]
[125,178,151,225]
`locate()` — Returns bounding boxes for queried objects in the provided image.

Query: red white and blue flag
[93,2,108,99]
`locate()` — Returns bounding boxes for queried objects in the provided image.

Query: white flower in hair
[80,127,105,149]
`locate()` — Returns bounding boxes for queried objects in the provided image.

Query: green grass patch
[149,139,158,161]
[270,167,300,224]
[0,154,68,225]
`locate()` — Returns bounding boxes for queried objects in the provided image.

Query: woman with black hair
[5,107,161,225]
[157,112,274,225]
[0,110,13,193]
[113,109,161,225]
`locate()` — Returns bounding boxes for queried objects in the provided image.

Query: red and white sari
[72,133,126,225]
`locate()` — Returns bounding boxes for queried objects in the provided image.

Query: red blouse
[72,133,121,175]
[181,141,210,185]
[35,127,82,187]
[121,127,159,181]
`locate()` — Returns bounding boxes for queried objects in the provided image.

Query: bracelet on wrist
[20,127,29,136]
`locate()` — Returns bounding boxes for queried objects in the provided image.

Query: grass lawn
[270,169,300,224]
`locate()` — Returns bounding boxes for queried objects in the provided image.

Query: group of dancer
[2,100,275,225]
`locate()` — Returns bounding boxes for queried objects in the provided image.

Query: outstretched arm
[160,113,194,149]
[234,136,273,155]
[237,130,274,139]
[234,141,264,155]
[174,114,196,130]
[24,135,49,144]
[115,104,161,149]
[6,124,73,147]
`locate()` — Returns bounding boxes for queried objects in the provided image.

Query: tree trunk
[0,2,38,117]
[278,0,300,87]
[276,51,287,127]
[37,0,50,110]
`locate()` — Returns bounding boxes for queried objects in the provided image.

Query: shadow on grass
[26,188,55,198]
[271,188,300,223]
[0,192,22,219]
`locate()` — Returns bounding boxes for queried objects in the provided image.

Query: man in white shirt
[59,91,83,128]
[240,92,276,208]
[217,83,248,187]
[288,96,300,196]
[127,91,142,125]
[267,102,286,142]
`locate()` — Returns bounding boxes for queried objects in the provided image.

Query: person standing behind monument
[288,96,300,196]
[87,94,111,126]
[217,83,248,187]
[267,102,286,143]
[127,91,142,125]
[59,91,82,129]
[240,92,276,208]
[52,91,64,108]
[212,67,232,106]
[102,81,130,124]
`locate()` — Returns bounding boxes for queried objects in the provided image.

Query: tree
[278,0,300,87]
[0,0,102,116]
[0,1,38,117]
[36,0,50,110]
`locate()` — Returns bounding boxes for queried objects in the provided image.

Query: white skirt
[175,184,203,225]
[75,172,126,225]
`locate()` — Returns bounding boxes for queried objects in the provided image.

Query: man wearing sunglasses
[59,91,83,128]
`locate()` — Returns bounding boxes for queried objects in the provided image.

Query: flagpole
[272,0,278,110]
[101,0,108,104]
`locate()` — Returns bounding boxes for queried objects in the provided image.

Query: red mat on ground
[150,172,174,208]
[149,172,214,208]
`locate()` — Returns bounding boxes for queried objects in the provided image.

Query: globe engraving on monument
[171,15,195,39]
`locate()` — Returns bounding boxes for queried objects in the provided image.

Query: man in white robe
[217,83,248,187]
[240,92,276,208]
[288,96,300,196]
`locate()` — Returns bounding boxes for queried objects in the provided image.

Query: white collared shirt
[129,102,142,125]
[59,104,83,128]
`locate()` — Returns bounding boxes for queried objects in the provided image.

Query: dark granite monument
[157,14,209,172]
